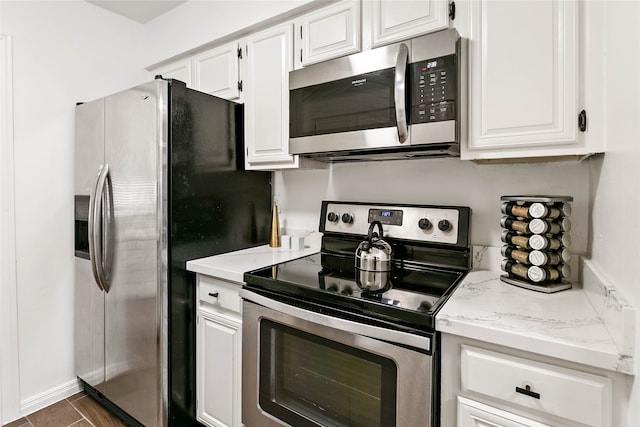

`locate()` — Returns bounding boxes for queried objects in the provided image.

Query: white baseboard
[20,378,81,417]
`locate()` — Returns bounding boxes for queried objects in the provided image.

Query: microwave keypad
[410,55,457,123]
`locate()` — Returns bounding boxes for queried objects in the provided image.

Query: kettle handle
[368,221,384,241]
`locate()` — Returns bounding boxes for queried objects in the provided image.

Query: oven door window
[289,68,397,138]
[259,319,397,427]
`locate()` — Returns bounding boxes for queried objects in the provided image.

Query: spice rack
[499,195,573,293]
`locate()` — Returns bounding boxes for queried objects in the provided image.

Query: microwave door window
[290,68,397,138]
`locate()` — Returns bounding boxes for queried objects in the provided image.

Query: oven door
[241,290,434,427]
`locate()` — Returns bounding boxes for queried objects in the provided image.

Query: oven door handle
[240,289,431,352]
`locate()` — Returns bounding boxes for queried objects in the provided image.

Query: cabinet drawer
[198,275,241,314]
[461,345,612,427]
[458,397,555,427]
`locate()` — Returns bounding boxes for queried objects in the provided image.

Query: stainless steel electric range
[241,201,471,427]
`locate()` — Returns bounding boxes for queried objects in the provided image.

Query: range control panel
[321,201,470,246]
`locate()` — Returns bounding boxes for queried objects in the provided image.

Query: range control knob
[327,212,339,223]
[438,219,452,232]
[341,213,354,224]
[418,218,433,231]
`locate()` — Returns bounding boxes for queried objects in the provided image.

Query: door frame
[0,33,21,424]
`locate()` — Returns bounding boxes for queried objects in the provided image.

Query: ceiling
[85,0,187,23]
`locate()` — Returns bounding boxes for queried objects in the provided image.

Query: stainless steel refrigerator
[74,78,272,426]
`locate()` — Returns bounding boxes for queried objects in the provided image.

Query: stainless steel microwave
[289,29,463,161]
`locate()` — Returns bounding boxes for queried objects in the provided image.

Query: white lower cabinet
[460,345,611,426]
[458,397,555,427]
[196,275,242,427]
[441,334,614,427]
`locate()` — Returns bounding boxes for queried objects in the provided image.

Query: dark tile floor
[2,391,126,427]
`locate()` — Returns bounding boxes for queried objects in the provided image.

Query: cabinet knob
[208,292,219,298]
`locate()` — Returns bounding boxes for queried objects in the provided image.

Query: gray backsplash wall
[273,157,590,255]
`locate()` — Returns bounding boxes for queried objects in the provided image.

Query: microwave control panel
[410,54,457,124]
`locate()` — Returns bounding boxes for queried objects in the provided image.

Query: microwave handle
[394,43,409,144]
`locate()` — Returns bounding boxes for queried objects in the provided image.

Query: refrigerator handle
[101,168,114,292]
[88,165,105,291]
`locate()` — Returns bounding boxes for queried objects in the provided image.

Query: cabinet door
[366,0,449,48]
[295,0,361,68]
[153,59,192,87]
[457,397,555,427]
[244,23,299,169]
[463,0,582,160]
[197,310,242,427]
[192,42,241,100]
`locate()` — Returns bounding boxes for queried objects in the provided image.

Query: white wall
[0,0,149,420]
[588,1,640,425]
[275,158,590,265]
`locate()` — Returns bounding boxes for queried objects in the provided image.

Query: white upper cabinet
[153,59,192,87]
[151,41,242,101]
[364,0,450,49]
[244,22,300,169]
[294,0,361,69]
[192,41,242,101]
[463,0,598,161]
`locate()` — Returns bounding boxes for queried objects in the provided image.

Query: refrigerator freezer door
[74,99,106,392]
[103,80,167,427]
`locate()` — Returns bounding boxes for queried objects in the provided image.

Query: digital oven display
[368,209,403,226]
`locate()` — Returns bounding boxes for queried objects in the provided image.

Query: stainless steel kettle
[355,221,393,292]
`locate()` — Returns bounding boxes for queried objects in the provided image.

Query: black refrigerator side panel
[167,82,272,425]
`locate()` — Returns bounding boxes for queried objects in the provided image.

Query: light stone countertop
[186,243,320,284]
[436,268,635,375]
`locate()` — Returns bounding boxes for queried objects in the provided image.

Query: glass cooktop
[243,252,465,330]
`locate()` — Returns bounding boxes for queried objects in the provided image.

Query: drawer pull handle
[515,385,540,399]
[208,292,219,298]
